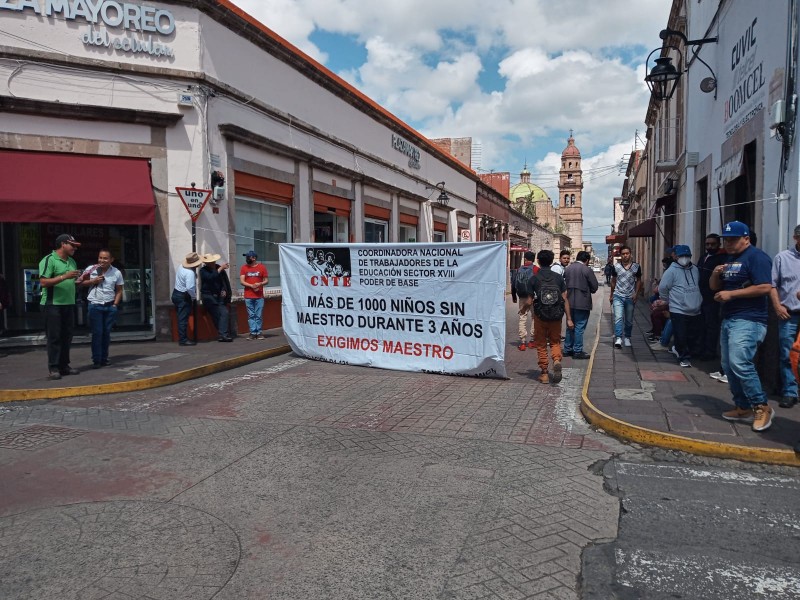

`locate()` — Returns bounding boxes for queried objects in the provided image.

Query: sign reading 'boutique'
[0,0,176,58]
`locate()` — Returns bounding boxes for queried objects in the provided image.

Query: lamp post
[645,27,718,102]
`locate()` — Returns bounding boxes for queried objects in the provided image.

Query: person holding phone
[39,233,82,380]
[78,249,124,368]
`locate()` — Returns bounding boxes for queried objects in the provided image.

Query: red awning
[605,234,626,244]
[1,150,155,224]
[628,218,656,238]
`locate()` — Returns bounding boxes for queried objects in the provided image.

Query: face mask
[677,257,691,267]
[706,248,717,255]
[246,258,255,264]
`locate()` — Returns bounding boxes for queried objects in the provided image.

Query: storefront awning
[0,151,155,224]
[628,218,656,238]
[648,193,676,219]
[605,234,626,245]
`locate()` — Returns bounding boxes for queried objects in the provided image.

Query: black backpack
[534,270,565,322]
[515,264,534,297]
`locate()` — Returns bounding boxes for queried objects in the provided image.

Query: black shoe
[563,350,574,357]
[218,336,233,342]
[779,396,798,408]
[794,439,800,453]
[48,370,62,380]
[573,352,591,360]
[60,367,79,376]
[101,360,111,366]
[91,363,102,370]
[179,340,197,346]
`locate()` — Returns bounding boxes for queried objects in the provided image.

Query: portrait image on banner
[280,242,507,378]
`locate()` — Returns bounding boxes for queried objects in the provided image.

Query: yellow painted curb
[0,345,292,402]
[580,300,800,467]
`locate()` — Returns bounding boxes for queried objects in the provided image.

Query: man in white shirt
[79,249,124,368]
[551,250,571,276]
[172,252,203,346]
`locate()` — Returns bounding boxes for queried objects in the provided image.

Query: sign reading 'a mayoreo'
[0,0,177,57]
[279,242,507,378]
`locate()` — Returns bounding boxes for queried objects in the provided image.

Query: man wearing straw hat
[199,253,233,342]
[172,252,203,346]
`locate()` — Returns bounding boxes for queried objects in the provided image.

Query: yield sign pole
[176,186,212,342]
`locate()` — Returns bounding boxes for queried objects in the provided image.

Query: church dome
[562,134,581,158]
[509,181,549,204]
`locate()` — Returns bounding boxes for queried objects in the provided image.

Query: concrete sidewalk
[582,293,800,466]
[0,329,291,401]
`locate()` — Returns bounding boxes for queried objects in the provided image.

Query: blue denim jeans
[172,289,192,343]
[720,318,767,409]
[612,295,635,338]
[88,303,118,364]
[245,297,264,335]
[660,318,673,347]
[564,308,590,353]
[778,314,800,397]
[201,294,229,338]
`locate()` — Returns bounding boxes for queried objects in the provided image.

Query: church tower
[558,132,584,256]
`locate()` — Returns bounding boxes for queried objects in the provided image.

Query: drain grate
[0,424,87,450]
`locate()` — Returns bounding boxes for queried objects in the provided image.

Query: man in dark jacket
[697,233,726,360]
[563,251,598,359]
[199,253,233,342]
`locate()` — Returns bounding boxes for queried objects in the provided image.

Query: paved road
[2,290,799,599]
[583,455,800,599]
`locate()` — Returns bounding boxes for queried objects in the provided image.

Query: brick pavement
[0,293,626,599]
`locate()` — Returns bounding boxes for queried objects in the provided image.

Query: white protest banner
[280,242,507,378]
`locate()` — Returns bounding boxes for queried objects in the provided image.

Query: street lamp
[645,27,718,102]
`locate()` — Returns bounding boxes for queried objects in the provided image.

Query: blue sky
[232,0,672,246]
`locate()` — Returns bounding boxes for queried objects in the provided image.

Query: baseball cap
[720,221,750,237]
[243,250,257,258]
[55,233,80,247]
[673,244,692,257]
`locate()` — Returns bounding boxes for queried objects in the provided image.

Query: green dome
[509,182,549,204]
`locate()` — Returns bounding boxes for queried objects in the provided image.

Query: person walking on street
[39,233,81,379]
[551,249,571,276]
[770,224,800,409]
[514,251,538,351]
[200,254,233,342]
[240,250,269,340]
[78,249,124,368]
[711,221,774,432]
[173,252,203,346]
[520,250,574,384]
[697,233,726,360]
[563,250,597,359]
[603,257,614,286]
[609,245,643,349]
[658,245,702,367]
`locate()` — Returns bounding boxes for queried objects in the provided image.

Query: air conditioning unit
[685,152,699,168]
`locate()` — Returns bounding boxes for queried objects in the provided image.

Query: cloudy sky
[230,0,671,247]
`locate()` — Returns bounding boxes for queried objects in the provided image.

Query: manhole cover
[0,501,240,599]
[0,425,86,451]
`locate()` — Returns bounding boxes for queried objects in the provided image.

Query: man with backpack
[520,250,574,384]
[513,251,539,351]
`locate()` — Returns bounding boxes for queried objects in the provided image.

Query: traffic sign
[176,187,212,221]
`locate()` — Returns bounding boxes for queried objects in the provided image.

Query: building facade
[0,0,479,345]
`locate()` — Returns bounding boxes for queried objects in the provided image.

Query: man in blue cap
[710,221,774,431]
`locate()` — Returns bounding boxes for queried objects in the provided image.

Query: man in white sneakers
[609,245,643,348]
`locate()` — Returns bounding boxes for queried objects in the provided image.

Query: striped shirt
[612,261,642,299]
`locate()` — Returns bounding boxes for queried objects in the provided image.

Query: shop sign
[714,150,744,189]
[279,242,507,378]
[0,0,176,58]
[460,229,471,242]
[391,134,421,170]
[723,16,765,138]
[176,187,212,221]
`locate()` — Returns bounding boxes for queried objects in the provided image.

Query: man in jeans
[240,250,269,340]
[711,221,774,432]
[769,224,800,409]
[563,250,597,359]
[609,245,643,349]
